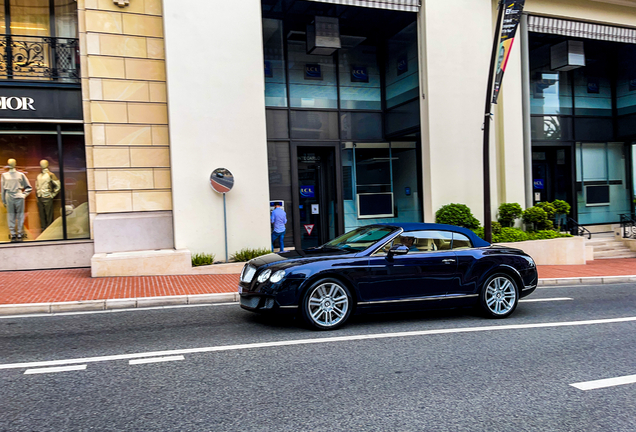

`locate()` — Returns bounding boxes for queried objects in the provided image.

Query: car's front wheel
[480,273,519,318]
[301,278,352,330]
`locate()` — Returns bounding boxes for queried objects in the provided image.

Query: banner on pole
[492,1,525,104]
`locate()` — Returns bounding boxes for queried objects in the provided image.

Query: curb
[1,275,635,317]
[0,292,240,316]
[538,275,636,286]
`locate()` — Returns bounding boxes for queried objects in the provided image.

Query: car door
[448,232,482,297]
[358,230,460,303]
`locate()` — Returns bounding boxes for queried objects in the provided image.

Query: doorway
[291,143,343,250]
[532,146,573,208]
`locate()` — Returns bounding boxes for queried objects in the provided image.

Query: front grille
[241,264,256,283]
[240,296,260,308]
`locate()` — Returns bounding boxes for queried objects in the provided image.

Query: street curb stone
[0,293,240,316]
[1,277,634,316]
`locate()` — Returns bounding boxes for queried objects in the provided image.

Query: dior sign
[0,96,36,111]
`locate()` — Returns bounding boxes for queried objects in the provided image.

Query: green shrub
[231,248,270,262]
[535,202,557,219]
[552,199,571,215]
[191,253,215,267]
[526,230,571,240]
[522,206,551,231]
[497,203,523,227]
[435,203,480,230]
[491,221,502,235]
[495,227,529,243]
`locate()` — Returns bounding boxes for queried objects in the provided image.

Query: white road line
[24,365,87,375]
[571,374,636,391]
[1,316,635,371]
[0,302,239,319]
[520,297,573,303]
[129,355,185,365]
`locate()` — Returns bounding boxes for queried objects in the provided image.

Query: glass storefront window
[343,142,421,231]
[267,141,293,248]
[573,68,612,117]
[9,0,50,37]
[288,40,337,109]
[0,126,88,243]
[576,142,630,224]
[385,22,419,109]
[530,116,572,141]
[530,70,573,115]
[338,45,381,110]
[340,112,382,140]
[290,110,338,140]
[263,18,287,107]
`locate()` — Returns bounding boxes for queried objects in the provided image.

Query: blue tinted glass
[385,22,419,109]
[339,46,381,110]
[288,41,337,109]
[263,19,287,107]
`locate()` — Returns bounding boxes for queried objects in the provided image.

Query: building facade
[1,0,635,275]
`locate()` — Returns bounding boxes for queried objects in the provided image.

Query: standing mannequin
[35,160,61,231]
[1,159,32,242]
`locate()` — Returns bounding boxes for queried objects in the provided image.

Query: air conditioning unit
[307,16,341,56]
[551,40,585,71]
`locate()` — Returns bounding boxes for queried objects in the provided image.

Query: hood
[249,247,354,268]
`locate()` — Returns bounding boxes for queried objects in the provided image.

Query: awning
[528,15,636,44]
[307,0,420,12]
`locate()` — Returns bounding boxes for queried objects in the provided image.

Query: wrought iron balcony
[0,35,80,83]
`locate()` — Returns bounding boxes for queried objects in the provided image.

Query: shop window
[529,70,573,116]
[266,109,289,139]
[338,45,381,110]
[290,110,338,140]
[288,40,338,109]
[575,142,630,224]
[530,116,572,141]
[263,18,287,107]
[267,141,293,248]
[343,142,421,232]
[385,22,419,109]
[340,112,382,140]
[0,126,88,243]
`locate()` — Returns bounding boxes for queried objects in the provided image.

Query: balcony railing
[0,35,80,83]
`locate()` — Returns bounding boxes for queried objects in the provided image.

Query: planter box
[495,236,586,265]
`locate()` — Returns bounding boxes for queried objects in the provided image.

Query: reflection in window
[263,19,287,107]
[530,70,573,115]
[288,40,337,109]
[338,45,381,110]
[531,116,571,140]
[385,22,419,109]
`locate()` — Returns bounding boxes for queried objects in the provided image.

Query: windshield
[322,226,396,252]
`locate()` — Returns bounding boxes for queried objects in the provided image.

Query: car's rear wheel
[301,278,352,330]
[480,273,519,318]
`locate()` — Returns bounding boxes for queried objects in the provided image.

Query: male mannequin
[35,160,60,231]
[1,159,32,242]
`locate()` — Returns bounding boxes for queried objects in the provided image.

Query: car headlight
[257,269,272,283]
[269,270,286,283]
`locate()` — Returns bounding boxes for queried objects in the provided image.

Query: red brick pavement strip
[1,259,635,306]
[538,258,636,279]
[0,268,240,305]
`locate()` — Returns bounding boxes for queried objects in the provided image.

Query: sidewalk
[1,259,635,314]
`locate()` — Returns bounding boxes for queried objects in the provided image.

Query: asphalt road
[1,283,635,432]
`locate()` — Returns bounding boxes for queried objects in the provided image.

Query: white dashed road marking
[129,355,185,365]
[520,297,573,303]
[24,365,87,375]
[571,374,636,391]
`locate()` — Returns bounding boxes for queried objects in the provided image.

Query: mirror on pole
[209,168,234,194]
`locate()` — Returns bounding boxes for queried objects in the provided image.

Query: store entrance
[532,146,573,208]
[292,144,342,250]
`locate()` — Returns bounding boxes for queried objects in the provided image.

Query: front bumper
[239,293,298,314]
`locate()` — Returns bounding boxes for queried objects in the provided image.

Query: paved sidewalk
[0,259,635,315]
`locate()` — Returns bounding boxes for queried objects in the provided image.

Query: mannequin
[35,159,60,231]
[1,159,32,242]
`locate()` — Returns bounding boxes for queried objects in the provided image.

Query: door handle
[442,259,456,264]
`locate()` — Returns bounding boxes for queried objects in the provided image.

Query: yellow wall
[78,0,172,236]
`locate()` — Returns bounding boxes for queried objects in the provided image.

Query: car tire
[479,273,519,319]
[301,278,353,330]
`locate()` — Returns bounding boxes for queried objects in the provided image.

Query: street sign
[304,224,315,235]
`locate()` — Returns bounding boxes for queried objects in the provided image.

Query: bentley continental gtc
[239,223,538,330]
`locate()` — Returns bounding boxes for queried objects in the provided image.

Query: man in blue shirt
[271,202,287,253]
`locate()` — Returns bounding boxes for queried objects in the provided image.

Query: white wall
[162,0,271,257]
[419,0,496,223]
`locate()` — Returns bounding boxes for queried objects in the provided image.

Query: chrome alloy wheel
[485,276,517,315]
[307,282,349,328]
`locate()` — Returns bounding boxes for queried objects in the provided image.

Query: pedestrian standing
[271,202,287,253]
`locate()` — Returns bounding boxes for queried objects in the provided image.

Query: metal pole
[223,192,228,262]
[483,0,505,243]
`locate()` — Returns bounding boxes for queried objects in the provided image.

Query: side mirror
[387,244,409,260]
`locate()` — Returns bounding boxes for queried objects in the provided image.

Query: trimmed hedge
[435,203,480,230]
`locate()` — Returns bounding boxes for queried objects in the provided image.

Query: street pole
[483,0,505,243]
[223,192,228,262]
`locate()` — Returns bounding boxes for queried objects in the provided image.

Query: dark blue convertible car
[239,223,538,330]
